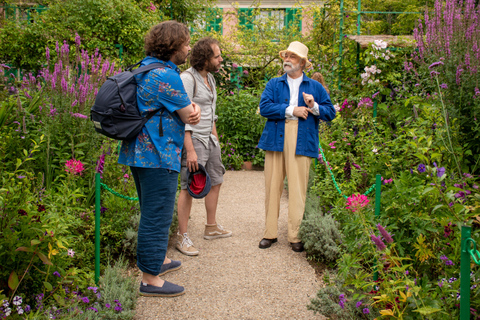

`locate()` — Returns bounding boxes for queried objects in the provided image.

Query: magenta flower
[65,159,85,175]
[428,61,444,69]
[346,194,369,212]
[232,63,238,68]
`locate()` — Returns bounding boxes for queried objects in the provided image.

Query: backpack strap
[182,70,197,99]
[132,62,167,136]
[131,62,166,76]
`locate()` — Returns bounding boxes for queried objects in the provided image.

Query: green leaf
[44,281,53,291]
[422,187,434,195]
[54,294,65,306]
[432,204,443,212]
[15,246,31,252]
[8,271,19,290]
[37,252,53,265]
[31,239,41,246]
[413,306,442,315]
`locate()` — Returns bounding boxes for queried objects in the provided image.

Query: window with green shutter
[206,8,223,34]
[191,8,223,34]
[285,8,302,34]
[238,8,254,31]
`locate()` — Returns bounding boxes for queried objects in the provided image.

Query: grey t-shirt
[180,67,218,148]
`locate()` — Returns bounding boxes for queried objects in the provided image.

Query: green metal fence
[460,225,480,320]
[336,0,422,90]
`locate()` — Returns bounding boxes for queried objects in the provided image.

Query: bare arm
[212,122,219,141]
[184,131,198,172]
[176,102,201,125]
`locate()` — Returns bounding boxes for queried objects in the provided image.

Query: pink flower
[346,194,369,212]
[148,2,156,12]
[376,224,394,243]
[232,63,238,68]
[65,159,85,175]
[243,70,249,75]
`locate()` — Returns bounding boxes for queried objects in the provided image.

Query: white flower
[372,148,378,153]
[17,306,24,315]
[368,79,373,84]
[385,56,390,60]
[374,40,388,49]
[377,69,382,74]
[67,249,75,257]
[13,296,22,306]
[334,104,341,112]
[4,307,11,316]
[2,300,9,307]
[375,80,379,83]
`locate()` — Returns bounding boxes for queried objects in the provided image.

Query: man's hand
[302,92,315,109]
[293,106,313,120]
[186,149,199,172]
[188,103,201,125]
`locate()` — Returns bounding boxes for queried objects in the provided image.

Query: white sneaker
[204,224,233,240]
[176,233,199,256]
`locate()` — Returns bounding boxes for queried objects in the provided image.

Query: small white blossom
[13,296,22,306]
[4,307,11,316]
[17,306,24,315]
[372,148,378,153]
[2,300,9,307]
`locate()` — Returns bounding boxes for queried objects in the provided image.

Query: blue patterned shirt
[118,57,191,172]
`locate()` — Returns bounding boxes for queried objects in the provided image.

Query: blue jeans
[130,167,178,275]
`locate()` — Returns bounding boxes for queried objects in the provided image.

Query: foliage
[216,88,266,166]
[413,0,480,171]
[0,0,160,70]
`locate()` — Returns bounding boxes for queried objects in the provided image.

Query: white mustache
[283,62,293,68]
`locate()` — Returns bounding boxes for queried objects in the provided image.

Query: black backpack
[90,61,166,141]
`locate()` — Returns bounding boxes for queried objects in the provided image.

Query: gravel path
[134,170,325,320]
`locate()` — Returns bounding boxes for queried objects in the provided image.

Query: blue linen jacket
[258,73,336,158]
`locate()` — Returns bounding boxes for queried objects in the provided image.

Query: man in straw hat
[257,41,336,252]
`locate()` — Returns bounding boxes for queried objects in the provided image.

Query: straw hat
[279,41,312,69]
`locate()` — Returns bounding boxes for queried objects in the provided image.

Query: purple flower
[376,224,393,243]
[405,270,409,275]
[429,61,444,69]
[455,191,466,199]
[53,271,61,278]
[338,294,346,309]
[363,307,370,314]
[417,164,426,173]
[437,167,446,178]
[105,303,111,308]
[114,305,122,312]
[440,83,448,89]
[24,305,31,312]
[87,307,98,312]
[371,234,386,251]
[100,207,108,214]
[81,297,89,303]
[356,301,363,308]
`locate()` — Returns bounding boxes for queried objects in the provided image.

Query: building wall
[214,1,317,37]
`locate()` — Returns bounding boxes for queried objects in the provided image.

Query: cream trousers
[263,120,311,243]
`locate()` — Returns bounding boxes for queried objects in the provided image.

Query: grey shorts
[180,136,226,189]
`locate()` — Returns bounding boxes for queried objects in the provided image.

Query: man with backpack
[176,37,232,256]
[117,21,200,297]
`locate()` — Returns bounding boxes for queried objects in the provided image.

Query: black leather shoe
[259,238,277,249]
[291,242,304,252]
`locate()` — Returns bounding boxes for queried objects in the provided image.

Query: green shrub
[216,89,266,167]
[299,210,342,264]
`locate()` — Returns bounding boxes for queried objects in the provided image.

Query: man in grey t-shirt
[176,37,232,256]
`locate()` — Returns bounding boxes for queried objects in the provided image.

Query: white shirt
[285,75,320,120]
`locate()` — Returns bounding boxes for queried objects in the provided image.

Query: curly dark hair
[144,21,190,61]
[189,37,220,71]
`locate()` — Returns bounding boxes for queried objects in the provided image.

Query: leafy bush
[0,0,160,70]
[299,210,343,265]
[216,89,265,167]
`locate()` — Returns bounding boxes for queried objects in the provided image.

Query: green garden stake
[115,44,124,62]
[460,225,472,320]
[338,0,345,90]
[373,174,381,282]
[95,173,101,285]
[374,174,381,217]
[373,99,378,119]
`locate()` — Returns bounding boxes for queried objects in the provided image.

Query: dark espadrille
[158,260,182,276]
[139,281,185,297]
